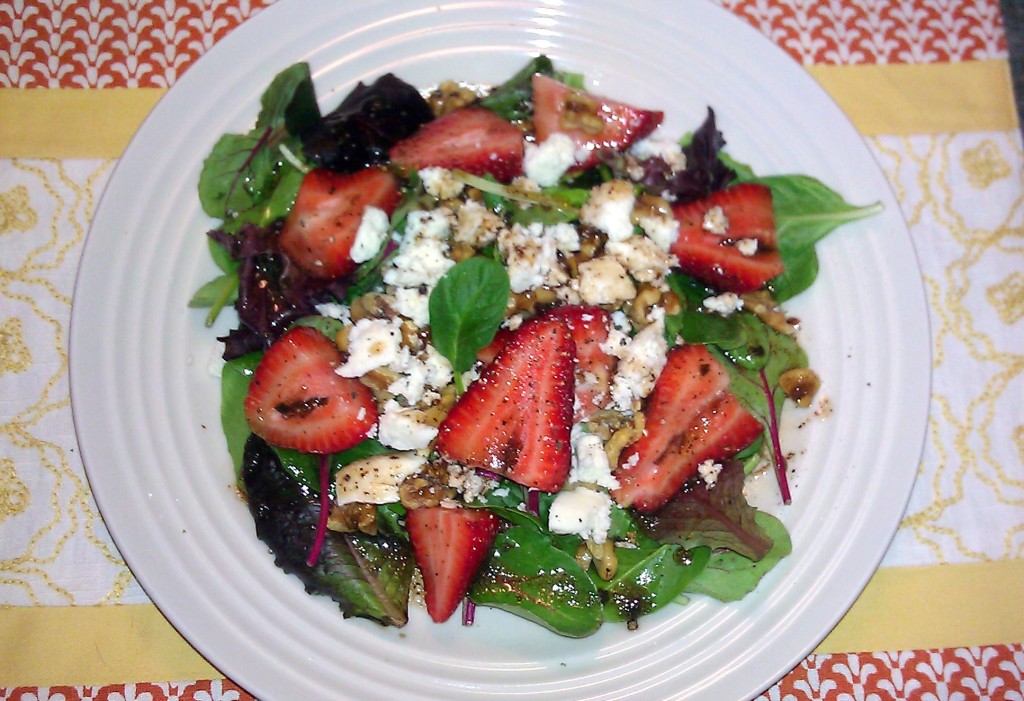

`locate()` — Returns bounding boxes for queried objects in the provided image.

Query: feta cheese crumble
[703,291,744,317]
[702,205,729,235]
[335,318,403,377]
[606,315,668,411]
[577,256,637,306]
[580,180,636,242]
[548,486,615,544]
[419,167,465,200]
[377,400,438,451]
[736,238,759,256]
[697,459,723,489]
[350,206,390,264]
[569,425,620,490]
[523,133,577,186]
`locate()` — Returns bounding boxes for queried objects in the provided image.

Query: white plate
[70,1,930,699]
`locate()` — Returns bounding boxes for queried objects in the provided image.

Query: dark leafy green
[429,257,510,391]
[301,73,433,173]
[470,525,602,637]
[686,512,791,602]
[242,434,413,626]
[598,545,710,623]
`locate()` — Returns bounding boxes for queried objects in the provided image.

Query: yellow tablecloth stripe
[0,61,1016,160]
[2,560,1022,686]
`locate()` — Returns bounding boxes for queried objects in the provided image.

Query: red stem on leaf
[224,126,273,218]
[526,487,540,516]
[306,453,331,567]
[462,598,476,626]
[759,368,792,505]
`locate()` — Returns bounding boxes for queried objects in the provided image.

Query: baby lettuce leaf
[685,511,791,602]
[710,319,807,422]
[199,63,315,231]
[429,257,510,391]
[470,525,603,638]
[597,544,710,623]
[639,461,775,561]
[255,62,320,136]
[242,434,413,626]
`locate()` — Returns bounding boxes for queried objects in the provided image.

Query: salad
[189,57,880,637]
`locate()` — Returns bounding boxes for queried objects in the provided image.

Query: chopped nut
[427,80,480,116]
[328,502,378,535]
[779,367,821,407]
[741,290,797,336]
[349,291,396,322]
[399,462,455,509]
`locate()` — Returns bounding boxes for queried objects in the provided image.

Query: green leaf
[208,236,238,274]
[220,352,262,475]
[711,319,807,422]
[188,272,238,310]
[479,55,556,122]
[756,174,883,254]
[429,257,510,380]
[470,525,603,637]
[685,512,791,602]
[597,545,710,623]
[255,62,321,135]
[241,436,413,626]
[770,245,819,302]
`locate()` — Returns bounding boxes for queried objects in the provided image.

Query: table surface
[1,1,1023,699]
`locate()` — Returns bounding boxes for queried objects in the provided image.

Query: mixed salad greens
[190,57,880,636]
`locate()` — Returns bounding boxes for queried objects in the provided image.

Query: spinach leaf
[429,257,510,391]
[242,435,413,626]
[478,55,581,123]
[470,525,603,637]
[758,174,884,254]
[187,271,238,325]
[769,244,819,302]
[685,511,791,602]
[220,351,262,475]
[597,545,709,623]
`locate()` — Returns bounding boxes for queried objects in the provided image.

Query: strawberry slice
[532,74,663,169]
[669,183,784,293]
[278,166,400,279]
[612,344,762,512]
[436,316,575,492]
[475,327,514,366]
[389,107,525,181]
[244,326,377,454]
[407,506,500,623]
[542,306,618,421]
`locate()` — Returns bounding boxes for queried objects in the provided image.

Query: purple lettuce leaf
[637,461,773,561]
[209,225,347,360]
[301,73,434,173]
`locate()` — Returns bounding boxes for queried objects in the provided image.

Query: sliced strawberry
[244,326,377,454]
[436,316,575,492]
[389,107,524,181]
[532,74,663,170]
[407,506,499,623]
[612,345,762,512]
[542,306,618,421]
[278,166,400,279]
[475,327,514,366]
[669,183,784,293]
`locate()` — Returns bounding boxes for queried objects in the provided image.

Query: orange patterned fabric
[0,0,1009,88]
[1,645,1023,699]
